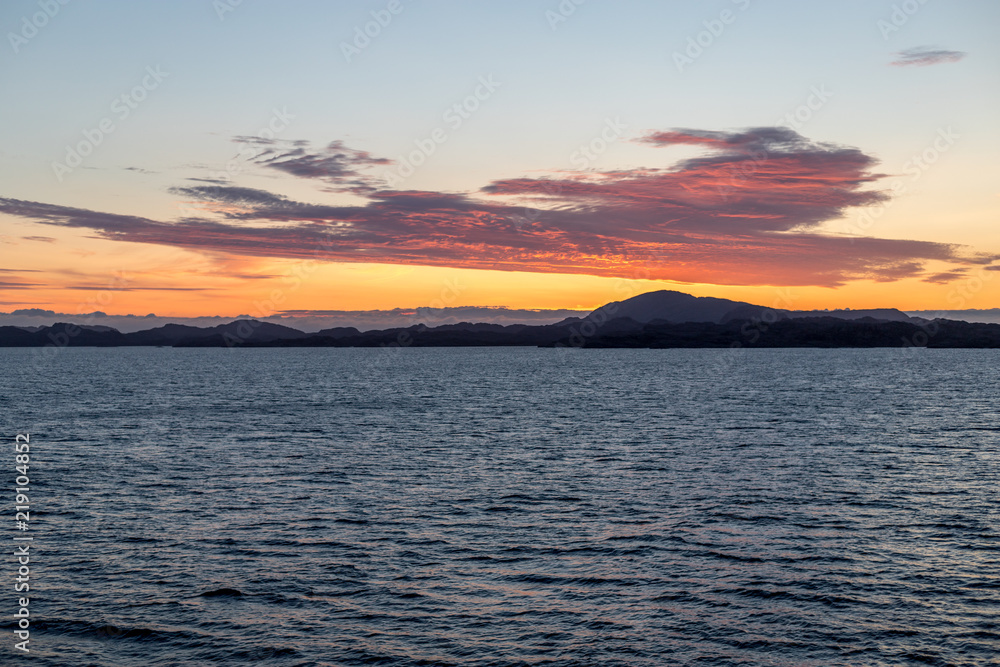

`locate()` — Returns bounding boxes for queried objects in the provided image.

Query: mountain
[0,326,39,345]
[124,323,222,346]
[785,308,912,322]
[589,290,763,324]
[127,320,307,346]
[312,326,362,339]
[588,290,914,325]
[0,323,128,346]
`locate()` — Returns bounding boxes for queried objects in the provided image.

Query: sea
[1,347,998,666]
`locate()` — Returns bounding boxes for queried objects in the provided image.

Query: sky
[1,0,998,321]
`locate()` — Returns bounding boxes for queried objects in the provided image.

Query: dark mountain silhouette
[2,323,129,347]
[587,290,914,325]
[127,320,307,346]
[785,308,912,322]
[313,326,362,339]
[547,317,928,348]
[0,326,38,345]
[590,290,760,324]
[1,291,997,348]
[124,323,224,346]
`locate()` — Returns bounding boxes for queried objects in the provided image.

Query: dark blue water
[1,347,998,666]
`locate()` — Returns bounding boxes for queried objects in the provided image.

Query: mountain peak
[590,290,756,324]
[589,290,914,325]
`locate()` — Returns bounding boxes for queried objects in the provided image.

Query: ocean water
[1,346,998,666]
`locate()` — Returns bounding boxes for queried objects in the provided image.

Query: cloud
[638,126,808,151]
[250,140,391,193]
[0,127,991,287]
[922,270,967,284]
[891,47,966,67]
[64,285,209,291]
[489,127,887,232]
[170,185,291,207]
[10,308,57,316]
[0,269,42,289]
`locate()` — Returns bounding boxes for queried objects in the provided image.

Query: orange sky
[2,225,997,317]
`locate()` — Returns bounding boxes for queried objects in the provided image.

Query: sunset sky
[2,0,998,319]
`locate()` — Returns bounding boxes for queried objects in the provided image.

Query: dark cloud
[64,285,209,291]
[923,270,968,284]
[1,128,991,287]
[185,177,232,185]
[891,47,966,67]
[638,126,809,151]
[0,268,43,289]
[251,140,391,193]
[170,185,291,207]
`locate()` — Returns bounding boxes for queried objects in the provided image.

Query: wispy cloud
[1,128,992,287]
[0,269,42,289]
[249,139,391,193]
[64,285,210,291]
[891,46,966,67]
[923,270,968,284]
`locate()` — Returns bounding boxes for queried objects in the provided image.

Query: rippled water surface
[2,347,999,666]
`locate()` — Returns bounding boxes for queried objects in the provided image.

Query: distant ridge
[2,291,998,348]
